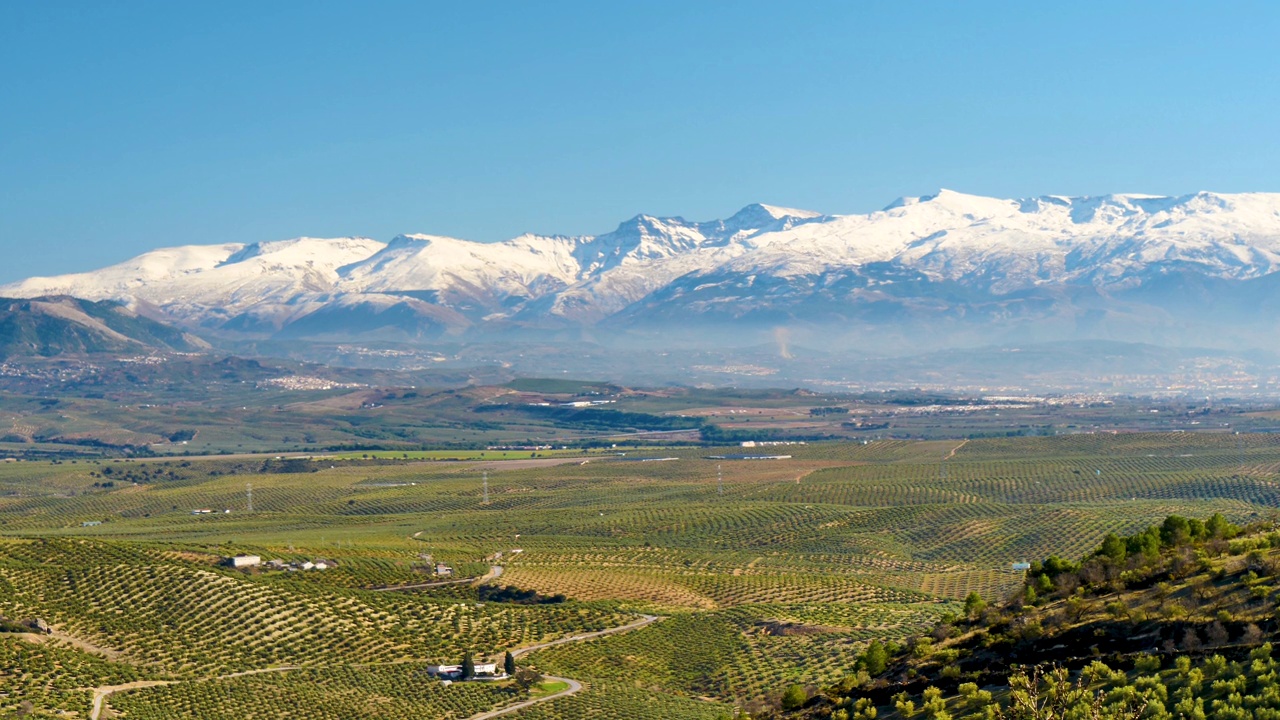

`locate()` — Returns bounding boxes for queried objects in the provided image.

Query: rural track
[366,565,502,592]
[90,681,174,720]
[508,613,660,659]
[85,612,659,720]
[88,667,302,720]
[464,676,582,720]
[462,614,661,720]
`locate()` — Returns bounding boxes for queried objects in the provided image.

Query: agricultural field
[2,352,1270,460]
[1,431,1280,717]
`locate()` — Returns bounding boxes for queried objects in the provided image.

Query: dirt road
[465,676,582,720]
[366,565,502,592]
[90,681,174,720]
[87,612,659,720]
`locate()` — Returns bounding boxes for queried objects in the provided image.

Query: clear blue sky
[3,2,1278,283]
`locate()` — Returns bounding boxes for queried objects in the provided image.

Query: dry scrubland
[2,432,1280,718]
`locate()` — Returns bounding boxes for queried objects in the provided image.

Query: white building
[229,555,261,568]
[426,662,502,679]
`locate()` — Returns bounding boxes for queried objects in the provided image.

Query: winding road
[90,681,174,720]
[85,612,660,720]
[457,614,663,720]
[508,614,659,659]
[464,676,582,720]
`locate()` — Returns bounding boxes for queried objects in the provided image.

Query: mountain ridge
[7,190,1280,351]
[0,296,210,358]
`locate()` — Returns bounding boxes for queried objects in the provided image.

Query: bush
[1134,654,1161,673]
[963,592,987,620]
[781,684,808,711]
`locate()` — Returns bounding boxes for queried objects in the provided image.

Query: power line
[482,471,489,505]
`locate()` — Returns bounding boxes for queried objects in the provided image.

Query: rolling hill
[0,296,209,358]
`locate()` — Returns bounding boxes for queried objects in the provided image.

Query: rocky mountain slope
[0,297,209,358]
[7,191,1280,350]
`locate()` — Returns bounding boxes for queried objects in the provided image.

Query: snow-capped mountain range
[8,190,1280,350]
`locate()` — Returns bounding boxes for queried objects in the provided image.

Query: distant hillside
[0,296,209,358]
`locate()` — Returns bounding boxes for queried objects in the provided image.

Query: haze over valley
[7,190,1280,392]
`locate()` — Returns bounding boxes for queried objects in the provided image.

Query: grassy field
[2,432,1280,717]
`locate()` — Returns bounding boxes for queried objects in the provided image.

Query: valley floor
[3,432,1280,717]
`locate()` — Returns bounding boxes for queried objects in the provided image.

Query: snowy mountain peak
[728,202,822,223]
[8,190,1280,347]
[218,236,384,268]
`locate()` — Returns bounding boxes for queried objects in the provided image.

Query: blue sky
[2,2,1278,283]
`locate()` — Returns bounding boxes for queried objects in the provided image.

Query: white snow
[7,193,1280,329]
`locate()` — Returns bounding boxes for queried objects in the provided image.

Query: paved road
[465,676,582,720]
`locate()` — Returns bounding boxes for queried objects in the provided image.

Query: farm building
[426,663,502,679]
[228,555,261,568]
[436,563,453,577]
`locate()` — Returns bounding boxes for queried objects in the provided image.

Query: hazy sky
[3,2,1279,283]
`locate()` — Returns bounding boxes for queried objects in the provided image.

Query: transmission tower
[482,471,489,505]
[246,483,253,513]
[717,464,723,496]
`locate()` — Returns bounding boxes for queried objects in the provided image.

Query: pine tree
[504,650,516,676]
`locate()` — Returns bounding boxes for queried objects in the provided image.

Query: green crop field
[2,432,1280,717]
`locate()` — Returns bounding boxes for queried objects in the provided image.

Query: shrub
[781,684,808,711]
[860,640,889,676]
[1134,654,1161,673]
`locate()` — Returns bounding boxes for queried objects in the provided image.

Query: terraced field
[3,433,1280,717]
